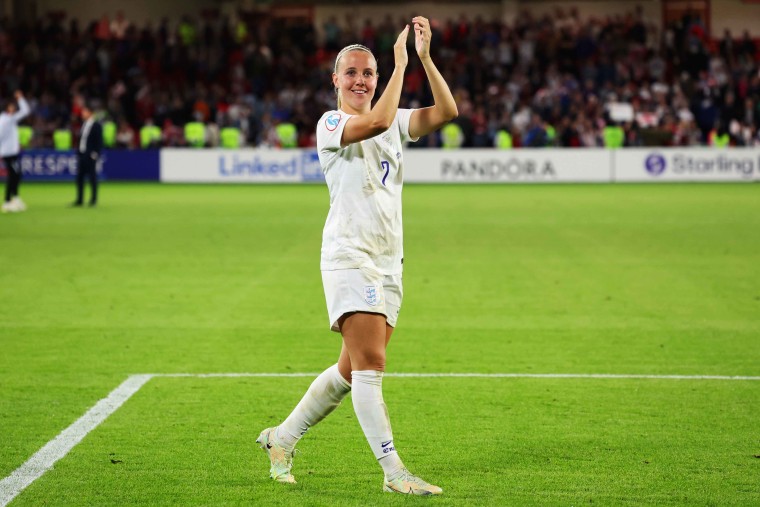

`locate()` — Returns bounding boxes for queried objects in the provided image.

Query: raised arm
[340,26,409,146]
[12,91,30,123]
[408,16,458,139]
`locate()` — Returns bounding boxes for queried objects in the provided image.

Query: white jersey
[317,108,418,275]
[0,97,30,157]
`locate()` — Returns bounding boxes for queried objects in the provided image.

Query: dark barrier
[12,150,160,181]
[103,150,160,181]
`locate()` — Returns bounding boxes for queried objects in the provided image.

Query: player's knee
[367,358,386,372]
[354,350,386,372]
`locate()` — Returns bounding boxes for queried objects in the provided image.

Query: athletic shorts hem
[322,269,403,333]
[328,308,395,333]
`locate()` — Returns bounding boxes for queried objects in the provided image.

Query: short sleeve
[396,108,419,144]
[316,110,352,153]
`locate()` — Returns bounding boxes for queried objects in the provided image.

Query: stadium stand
[0,6,758,148]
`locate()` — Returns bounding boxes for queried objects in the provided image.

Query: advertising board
[13,150,159,181]
[615,148,760,182]
[160,149,325,183]
[403,149,611,183]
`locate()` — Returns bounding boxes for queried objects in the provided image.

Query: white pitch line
[3,371,759,506]
[159,372,320,378]
[155,372,760,381]
[385,373,760,380]
[0,374,154,507]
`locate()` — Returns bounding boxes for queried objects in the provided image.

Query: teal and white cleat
[256,427,297,484]
[383,468,442,495]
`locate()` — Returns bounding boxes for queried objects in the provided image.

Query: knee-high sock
[351,370,404,476]
[276,364,351,449]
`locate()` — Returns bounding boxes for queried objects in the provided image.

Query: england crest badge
[364,285,378,306]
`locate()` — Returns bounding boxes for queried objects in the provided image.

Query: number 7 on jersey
[380,160,390,186]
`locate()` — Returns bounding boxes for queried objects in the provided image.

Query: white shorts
[321,269,403,332]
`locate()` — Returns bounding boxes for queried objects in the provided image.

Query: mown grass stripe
[154,372,760,380]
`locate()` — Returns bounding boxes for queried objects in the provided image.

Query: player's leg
[342,276,442,495]
[9,156,25,211]
[2,157,15,212]
[257,291,356,484]
[337,341,352,382]
[276,361,351,447]
[257,272,362,483]
[257,357,351,483]
[341,311,400,471]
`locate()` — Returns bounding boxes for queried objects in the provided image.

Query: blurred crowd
[1,6,759,149]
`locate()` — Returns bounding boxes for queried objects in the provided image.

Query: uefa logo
[325,113,341,132]
[644,153,667,176]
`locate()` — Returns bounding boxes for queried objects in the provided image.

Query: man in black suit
[73,102,102,207]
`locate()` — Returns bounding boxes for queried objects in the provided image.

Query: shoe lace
[284,448,298,468]
[390,468,414,484]
[402,469,432,489]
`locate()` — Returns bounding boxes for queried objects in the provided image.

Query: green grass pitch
[1,182,758,506]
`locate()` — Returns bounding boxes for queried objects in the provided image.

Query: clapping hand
[394,24,410,68]
[413,16,431,59]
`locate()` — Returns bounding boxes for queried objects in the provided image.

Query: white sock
[275,364,351,450]
[351,370,405,478]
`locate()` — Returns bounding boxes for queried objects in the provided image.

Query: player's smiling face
[333,51,377,114]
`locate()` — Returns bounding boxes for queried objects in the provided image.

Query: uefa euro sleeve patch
[325,113,342,132]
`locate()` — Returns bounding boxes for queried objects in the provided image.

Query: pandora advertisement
[403,149,610,183]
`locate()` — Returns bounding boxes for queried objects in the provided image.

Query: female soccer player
[1,91,30,213]
[257,16,457,495]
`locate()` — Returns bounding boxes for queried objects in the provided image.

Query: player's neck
[340,104,370,116]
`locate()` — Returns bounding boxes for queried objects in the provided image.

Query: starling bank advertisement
[615,148,760,182]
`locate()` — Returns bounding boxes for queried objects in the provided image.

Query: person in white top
[0,90,31,213]
[257,16,458,495]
